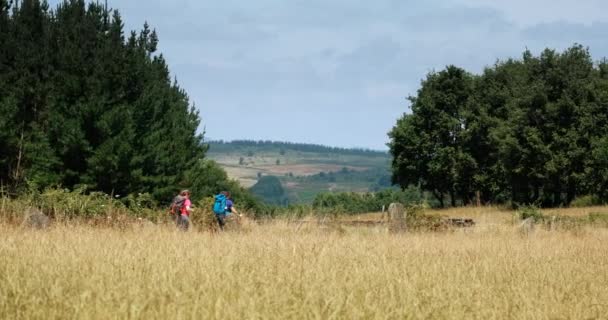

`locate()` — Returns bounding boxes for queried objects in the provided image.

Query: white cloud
[450,0,608,26]
[45,0,608,149]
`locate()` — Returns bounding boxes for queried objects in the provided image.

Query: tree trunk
[433,191,445,208]
[553,191,561,207]
[12,126,25,183]
[533,186,540,204]
[450,190,457,207]
[461,190,469,206]
[566,181,576,205]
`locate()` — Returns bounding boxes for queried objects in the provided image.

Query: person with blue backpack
[212,191,240,230]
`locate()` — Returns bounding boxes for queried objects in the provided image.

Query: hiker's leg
[181,215,190,231]
[216,214,225,230]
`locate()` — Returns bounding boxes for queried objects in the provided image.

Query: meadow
[2,207,608,319]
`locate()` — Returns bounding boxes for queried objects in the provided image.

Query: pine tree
[0,0,208,202]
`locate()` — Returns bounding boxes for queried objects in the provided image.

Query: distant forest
[208,140,388,156]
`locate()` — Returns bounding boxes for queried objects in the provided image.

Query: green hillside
[206,140,392,204]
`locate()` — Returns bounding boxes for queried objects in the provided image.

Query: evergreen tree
[0,0,207,202]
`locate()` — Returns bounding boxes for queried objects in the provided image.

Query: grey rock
[23,208,50,230]
[388,202,407,233]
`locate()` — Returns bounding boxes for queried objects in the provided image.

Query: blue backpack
[212,194,227,215]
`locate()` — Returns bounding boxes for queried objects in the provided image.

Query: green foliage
[0,1,205,202]
[250,176,288,206]
[518,206,544,222]
[25,187,127,220]
[389,45,608,208]
[185,160,231,200]
[312,187,425,215]
[191,197,219,231]
[123,192,158,219]
[570,195,603,208]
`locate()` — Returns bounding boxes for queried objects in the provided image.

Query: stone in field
[388,202,407,233]
[23,208,50,230]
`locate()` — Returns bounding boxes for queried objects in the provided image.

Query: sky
[51,0,608,150]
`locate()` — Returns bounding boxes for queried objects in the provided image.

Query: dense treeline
[208,140,387,156]
[389,45,608,208]
[0,0,211,202]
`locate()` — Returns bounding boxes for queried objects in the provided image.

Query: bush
[34,188,127,220]
[518,206,544,222]
[191,197,218,231]
[123,193,160,220]
[0,187,171,223]
[571,195,603,207]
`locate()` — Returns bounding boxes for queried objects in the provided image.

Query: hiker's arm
[230,206,242,216]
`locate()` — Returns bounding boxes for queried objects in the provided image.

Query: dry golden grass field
[2,207,608,319]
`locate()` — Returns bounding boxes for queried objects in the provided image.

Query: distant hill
[206,140,393,204]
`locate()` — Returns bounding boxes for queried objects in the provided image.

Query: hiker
[171,190,192,231]
[212,191,240,230]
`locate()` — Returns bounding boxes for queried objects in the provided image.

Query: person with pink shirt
[171,190,192,231]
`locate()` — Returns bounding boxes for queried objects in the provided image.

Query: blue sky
[52,0,608,149]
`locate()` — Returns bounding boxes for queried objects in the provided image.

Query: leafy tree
[389,66,475,207]
[389,45,608,207]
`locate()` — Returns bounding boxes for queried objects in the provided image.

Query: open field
[2,207,608,319]
[338,205,608,224]
[221,163,370,189]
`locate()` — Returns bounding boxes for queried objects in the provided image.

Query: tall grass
[1,221,607,319]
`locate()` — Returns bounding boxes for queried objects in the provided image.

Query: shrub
[34,188,127,220]
[518,206,544,222]
[571,195,603,207]
[123,193,160,221]
[1,188,170,223]
[191,197,218,232]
